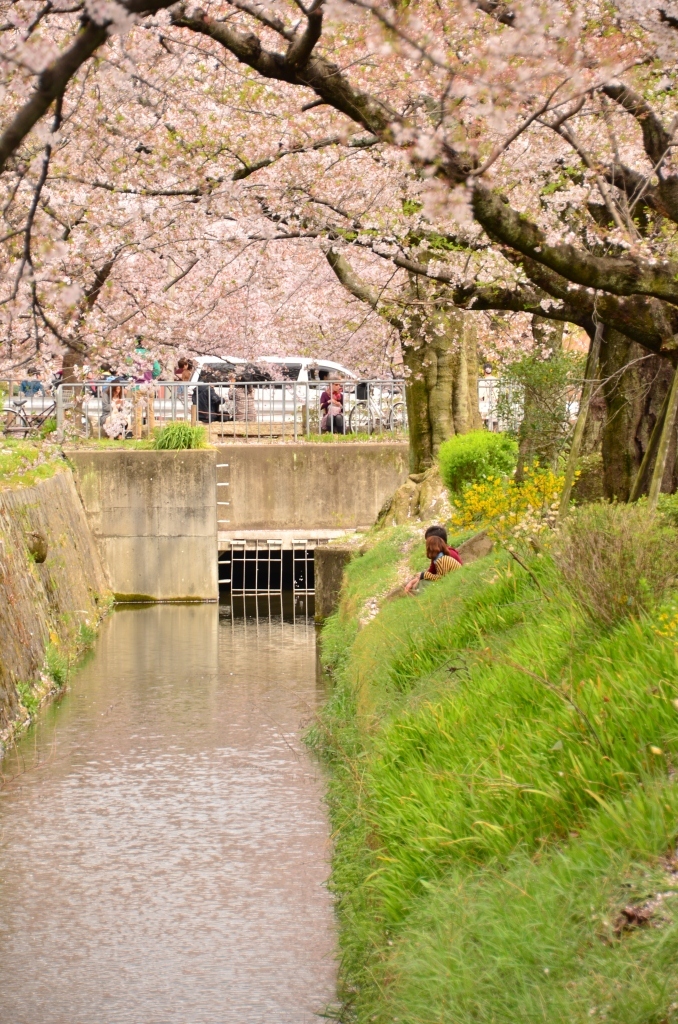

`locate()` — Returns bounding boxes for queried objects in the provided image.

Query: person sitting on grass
[404,527,462,595]
[424,523,462,565]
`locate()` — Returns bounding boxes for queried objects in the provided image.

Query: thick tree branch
[473,0,515,25]
[325,246,380,308]
[0,21,107,175]
[602,82,673,166]
[170,5,396,135]
[472,183,678,307]
[285,0,323,69]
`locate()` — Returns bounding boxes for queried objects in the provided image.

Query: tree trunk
[402,304,479,474]
[453,315,483,433]
[61,346,87,384]
[324,247,479,475]
[600,328,675,500]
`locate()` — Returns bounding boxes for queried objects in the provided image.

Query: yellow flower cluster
[450,466,564,539]
[653,607,678,643]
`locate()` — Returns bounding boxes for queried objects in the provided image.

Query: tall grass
[153,421,207,450]
[555,502,678,625]
[314,514,678,1024]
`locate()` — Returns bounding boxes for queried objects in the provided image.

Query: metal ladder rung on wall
[216,462,230,526]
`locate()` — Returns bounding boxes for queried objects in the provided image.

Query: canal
[0,598,335,1023]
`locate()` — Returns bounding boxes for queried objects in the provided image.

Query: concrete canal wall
[0,469,109,745]
[221,443,408,533]
[69,450,218,602]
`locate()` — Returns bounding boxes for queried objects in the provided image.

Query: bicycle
[2,394,57,438]
[347,383,406,435]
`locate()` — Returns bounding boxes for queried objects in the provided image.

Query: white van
[190,355,356,383]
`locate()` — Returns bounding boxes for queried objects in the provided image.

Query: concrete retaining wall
[314,546,353,621]
[69,450,218,602]
[220,443,408,533]
[0,469,108,742]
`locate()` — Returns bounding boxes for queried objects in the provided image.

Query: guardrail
[0,378,409,442]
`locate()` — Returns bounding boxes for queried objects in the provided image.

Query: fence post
[55,385,64,440]
[148,393,155,437]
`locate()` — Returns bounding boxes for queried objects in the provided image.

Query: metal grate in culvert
[218,539,318,594]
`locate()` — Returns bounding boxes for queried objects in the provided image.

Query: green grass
[153,421,207,449]
[66,436,156,450]
[304,432,407,444]
[312,525,678,1024]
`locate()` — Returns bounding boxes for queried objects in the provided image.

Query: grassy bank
[314,521,678,1024]
[0,438,63,489]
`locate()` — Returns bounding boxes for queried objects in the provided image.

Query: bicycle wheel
[348,401,374,435]
[2,408,30,438]
[388,401,406,433]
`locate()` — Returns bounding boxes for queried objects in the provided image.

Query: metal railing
[0,378,409,442]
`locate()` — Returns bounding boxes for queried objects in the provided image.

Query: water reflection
[0,599,335,1024]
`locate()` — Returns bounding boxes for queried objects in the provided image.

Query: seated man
[192,382,223,423]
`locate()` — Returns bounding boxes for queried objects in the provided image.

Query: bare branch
[232,132,377,180]
[225,0,295,40]
[162,255,199,290]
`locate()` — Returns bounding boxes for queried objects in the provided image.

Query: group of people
[404,525,463,595]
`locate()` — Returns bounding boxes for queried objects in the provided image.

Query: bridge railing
[0,378,409,442]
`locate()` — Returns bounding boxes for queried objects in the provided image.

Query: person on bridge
[320,381,346,434]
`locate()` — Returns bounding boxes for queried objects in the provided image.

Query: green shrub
[153,422,207,450]
[438,429,518,493]
[554,501,678,626]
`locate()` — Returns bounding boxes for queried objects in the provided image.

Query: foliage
[449,464,562,538]
[15,680,39,715]
[438,430,518,494]
[38,417,57,438]
[153,422,207,450]
[555,502,678,626]
[0,439,61,490]
[45,640,69,687]
[498,350,584,467]
[313,518,678,1024]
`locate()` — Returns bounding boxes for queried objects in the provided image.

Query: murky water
[0,597,335,1024]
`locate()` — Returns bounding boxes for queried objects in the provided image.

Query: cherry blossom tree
[1,0,678,496]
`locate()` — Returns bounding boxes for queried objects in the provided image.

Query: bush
[153,422,207,450]
[554,502,678,626]
[438,430,517,493]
